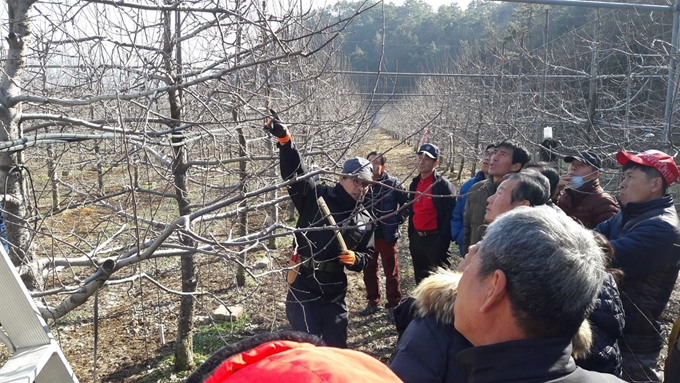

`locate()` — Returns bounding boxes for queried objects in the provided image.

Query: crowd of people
[187,114,680,382]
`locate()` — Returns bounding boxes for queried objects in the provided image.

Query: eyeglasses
[482,150,496,157]
[345,177,371,189]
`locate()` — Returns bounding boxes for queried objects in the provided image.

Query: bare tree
[0,0,379,372]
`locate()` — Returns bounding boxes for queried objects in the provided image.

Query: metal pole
[664,0,680,148]
[493,0,671,12]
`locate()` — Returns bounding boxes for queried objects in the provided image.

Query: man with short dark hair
[595,149,680,382]
[453,206,624,382]
[359,152,408,316]
[405,143,457,284]
[264,114,375,348]
[451,144,495,256]
[557,151,619,229]
[463,139,530,254]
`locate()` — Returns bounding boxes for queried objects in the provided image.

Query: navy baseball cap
[418,143,440,160]
[342,157,373,182]
[564,151,602,170]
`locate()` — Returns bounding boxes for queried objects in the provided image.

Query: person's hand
[339,250,355,266]
[557,175,571,192]
[263,109,289,139]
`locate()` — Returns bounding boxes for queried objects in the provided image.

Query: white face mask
[569,170,598,189]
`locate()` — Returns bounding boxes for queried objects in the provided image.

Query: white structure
[0,247,78,383]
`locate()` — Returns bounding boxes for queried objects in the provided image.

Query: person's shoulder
[461,176,478,189]
[571,366,626,382]
[586,189,617,203]
[469,180,486,192]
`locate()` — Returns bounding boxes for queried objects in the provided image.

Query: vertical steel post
[664,0,680,148]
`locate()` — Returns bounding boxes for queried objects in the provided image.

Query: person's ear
[517,200,530,207]
[510,163,522,172]
[651,177,663,193]
[480,270,507,313]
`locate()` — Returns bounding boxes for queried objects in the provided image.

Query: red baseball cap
[204,340,403,383]
[616,150,679,185]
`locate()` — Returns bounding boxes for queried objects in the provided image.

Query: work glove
[338,250,355,266]
[263,109,290,143]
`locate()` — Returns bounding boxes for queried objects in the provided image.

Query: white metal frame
[0,247,78,383]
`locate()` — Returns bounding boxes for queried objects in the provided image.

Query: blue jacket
[595,195,680,351]
[364,171,408,243]
[451,171,485,245]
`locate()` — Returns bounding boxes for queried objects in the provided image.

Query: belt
[299,256,345,273]
[415,230,439,237]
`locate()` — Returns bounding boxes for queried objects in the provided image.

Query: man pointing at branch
[264,113,375,348]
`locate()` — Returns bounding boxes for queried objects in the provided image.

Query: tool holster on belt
[299,255,345,273]
[287,251,301,285]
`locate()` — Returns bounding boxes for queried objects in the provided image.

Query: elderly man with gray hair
[453,206,624,382]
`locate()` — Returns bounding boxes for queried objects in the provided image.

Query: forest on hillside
[321,0,679,176]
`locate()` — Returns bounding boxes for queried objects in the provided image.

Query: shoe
[358,304,380,316]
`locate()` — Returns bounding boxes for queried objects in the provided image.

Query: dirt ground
[3,131,680,382]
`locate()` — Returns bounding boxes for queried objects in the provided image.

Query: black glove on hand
[264,109,289,139]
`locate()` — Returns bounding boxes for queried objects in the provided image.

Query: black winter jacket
[364,171,408,243]
[457,338,625,382]
[577,273,625,376]
[280,141,374,302]
[595,195,680,352]
[390,270,624,383]
[390,270,470,383]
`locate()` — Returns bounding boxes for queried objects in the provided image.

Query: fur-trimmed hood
[411,268,461,325]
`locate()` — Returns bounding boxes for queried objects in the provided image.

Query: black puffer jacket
[390,270,471,383]
[576,273,625,376]
[280,141,374,303]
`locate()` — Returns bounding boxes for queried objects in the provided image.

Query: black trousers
[408,233,450,284]
[285,284,349,348]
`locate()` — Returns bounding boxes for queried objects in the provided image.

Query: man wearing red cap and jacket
[595,149,680,382]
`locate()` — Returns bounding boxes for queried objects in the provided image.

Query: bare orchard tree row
[380,6,676,185]
[1,0,380,371]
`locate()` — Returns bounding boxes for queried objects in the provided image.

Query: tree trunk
[236,124,247,287]
[47,144,59,210]
[0,0,39,289]
[161,9,196,372]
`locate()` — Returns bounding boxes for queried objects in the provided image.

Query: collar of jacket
[484,177,499,194]
[331,182,363,209]
[455,337,575,382]
[619,194,674,220]
[566,178,602,200]
[412,170,440,183]
[474,171,486,182]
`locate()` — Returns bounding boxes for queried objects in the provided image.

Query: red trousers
[362,238,402,308]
